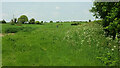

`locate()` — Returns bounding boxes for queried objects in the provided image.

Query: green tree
[50,21,53,23]
[89,20,91,22]
[1,19,6,24]
[35,21,40,24]
[10,19,15,25]
[41,21,44,24]
[14,18,17,23]
[90,1,120,40]
[18,15,28,24]
[29,18,35,24]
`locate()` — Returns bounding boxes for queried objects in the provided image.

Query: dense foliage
[3,26,35,33]
[41,21,44,24]
[0,20,6,24]
[35,21,40,24]
[90,1,120,40]
[14,18,17,23]
[29,18,35,24]
[10,19,15,25]
[18,15,28,24]
[50,21,53,23]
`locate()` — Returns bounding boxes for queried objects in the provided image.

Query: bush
[35,21,40,24]
[40,21,44,25]
[56,21,60,23]
[5,28,18,33]
[1,20,6,24]
[14,18,17,23]
[71,22,80,25]
[4,27,35,33]
[29,18,35,24]
[10,19,15,25]
[89,20,91,22]
[50,21,53,23]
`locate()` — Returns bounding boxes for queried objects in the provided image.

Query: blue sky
[2,2,94,22]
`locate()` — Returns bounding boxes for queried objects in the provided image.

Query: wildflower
[114,46,116,48]
[111,49,114,51]
[81,40,84,42]
[97,44,99,46]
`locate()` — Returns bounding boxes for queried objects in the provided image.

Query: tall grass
[2,22,119,66]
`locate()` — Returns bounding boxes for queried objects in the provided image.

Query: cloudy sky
[2,0,94,2]
[2,1,95,22]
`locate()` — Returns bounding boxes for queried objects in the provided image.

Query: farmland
[1,22,119,66]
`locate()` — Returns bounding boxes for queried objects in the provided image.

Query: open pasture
[2,22,119,66]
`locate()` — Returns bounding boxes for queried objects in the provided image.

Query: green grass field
[2,22,119,66]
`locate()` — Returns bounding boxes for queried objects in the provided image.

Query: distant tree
[56,21,60,23]
[35,21,40,24]
[10,19,15,25]
[14,18,17,23]
[89,20,91,22]
[44,21,47,23]
[18,15,28,24]
[41,21,44,24]
[1,19,6,24]
[10,18,17,25]
[50,21,53,23]
[29,18,35,24]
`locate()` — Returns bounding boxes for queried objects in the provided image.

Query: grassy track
[2,22,118,66]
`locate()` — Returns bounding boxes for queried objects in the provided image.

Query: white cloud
[56,6,60,10]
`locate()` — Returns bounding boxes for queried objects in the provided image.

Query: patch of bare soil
[0,33,4,37]
[0,33,15,37]
[7,33,15,35]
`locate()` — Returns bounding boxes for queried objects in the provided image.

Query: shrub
[14,18,17,23]
[4,27,35,33]
[56,21,60,23]
[50,21,53,23]
[71,22,80,25]
[40,21,44,25]
[89,20,91,22]
[1,20,6,24]
[29,18,35,24]
[10,19,15,25]
[35,21,40,24]
[5,28,18,33]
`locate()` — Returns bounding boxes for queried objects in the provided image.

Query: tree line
[11,15,44,25]
[0,15,54,24]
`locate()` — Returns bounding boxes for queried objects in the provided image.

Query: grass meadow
[1,22,119,66]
